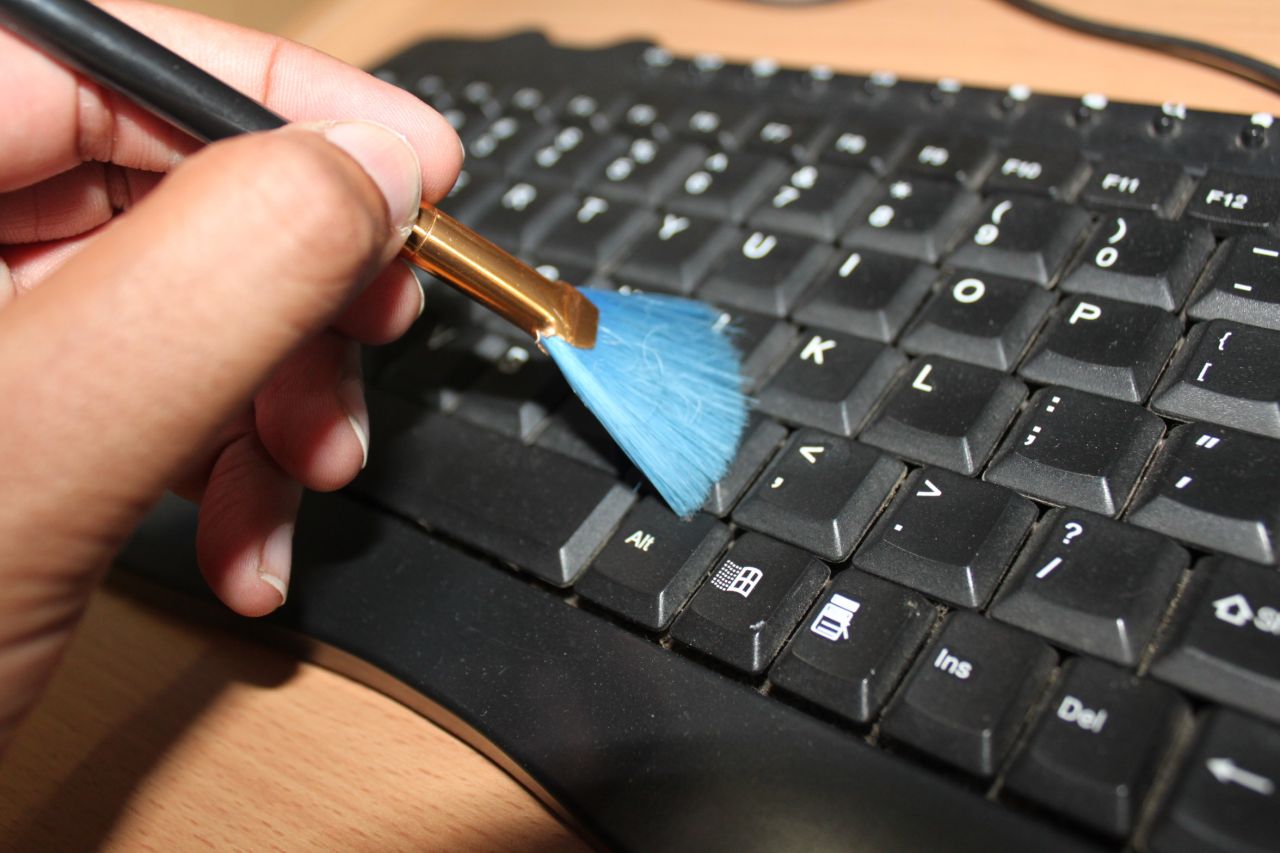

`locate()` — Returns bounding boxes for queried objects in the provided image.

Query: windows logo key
[711,560,764,598]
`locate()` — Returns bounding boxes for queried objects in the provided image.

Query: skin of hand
[0,0,461,753]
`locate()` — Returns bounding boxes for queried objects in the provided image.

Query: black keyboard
[119,32,1280,853]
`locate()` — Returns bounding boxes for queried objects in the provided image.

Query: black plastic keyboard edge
[116,492,1096,853]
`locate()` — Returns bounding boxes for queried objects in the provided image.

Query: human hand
[0,0,461,750]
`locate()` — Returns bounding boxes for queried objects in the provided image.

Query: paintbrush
[0,0,749,516]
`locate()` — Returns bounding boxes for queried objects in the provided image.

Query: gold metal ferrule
[400,204,598,349]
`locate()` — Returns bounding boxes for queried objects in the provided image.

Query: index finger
[0,0,462,198]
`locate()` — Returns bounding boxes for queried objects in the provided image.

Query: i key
[899,271,1055,370]
[1151,320,1280,438]
[669,532,829,675]
[1149,556,1280,723]
[1150,710,1280,853]
[985,387,1165,516]
[861,357,1027,476]
[881,612,1057,778]
[947,195,1091,286]
[843,176,981,264]
[1187,235,1280,331]
[853,468,1036,609]
[1061,213,1215,310]
[769,570,936,724]
[1005,658,1189,839]
[1017,295,1181,403]
[756,330,905,435]
[1127,422,1280,564]
[791,249,935,342]
[990,508,1188,666]
[733,429,904,562]
[575,497,730,631]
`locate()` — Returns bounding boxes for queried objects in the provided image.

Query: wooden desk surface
[3,1,1278,849]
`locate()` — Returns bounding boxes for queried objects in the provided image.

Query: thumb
[0,121,422,747]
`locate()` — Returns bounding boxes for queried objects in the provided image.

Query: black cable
[999,0,1280,97]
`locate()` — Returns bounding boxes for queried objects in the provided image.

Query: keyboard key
[982,144,1089,200]
[714,308,795,392]
[668,98,766,149]
[1127,423,1280,564]
[699,230,833,317]
[575,497,730,630]
[901,131,997,187]
[1149,710,1280,853]
[881,612,1056,777]
[991,508,1187,665]
[899,271,1055,370]
[742,112,828,161]
[1185,170,1280,233]
[734,429,904,562]
[1151,320,1280,438]
[464,113,555,172]
[702,414,788,517]
[985,387,1164,515]
[514,125,628,189]
[533,397,632,475]
[452,341,567,440]
[853,468,1036,609]
[1079,158,1190,217]
[554,88,632,132]
[1187,235,1280,331]
[1060,213,1215,310]
[746,163,876,240]
[469,179,576,254]
[534,195,654,269]
[1017,295,1181,402]
[670,532,829,674]
[946,195,1091,286]
[614,212,737,295]
[588,137,707,204]
[791,249,935,342]
[1149,556,1280,723]
[667,150,789,222]
[756,330,905,435]
[814,117,912,175]
[861,357,1027,475]
[437,167,503,225]
[843,176,981,263]
[353,397,636,586]
[1004,658,1188,839]
[770,570,936,723]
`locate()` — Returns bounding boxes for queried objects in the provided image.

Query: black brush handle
[0,0,285,142]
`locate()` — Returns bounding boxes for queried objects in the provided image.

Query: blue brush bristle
[543,288,749,517]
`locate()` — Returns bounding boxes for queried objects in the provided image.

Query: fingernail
[409,262,427,319]
[258,523,294,605]
[338,343,370,469]
[458,134,467,165]
[321,120,422,236]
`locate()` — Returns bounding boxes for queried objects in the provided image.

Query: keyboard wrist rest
[117,491,1096,852]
